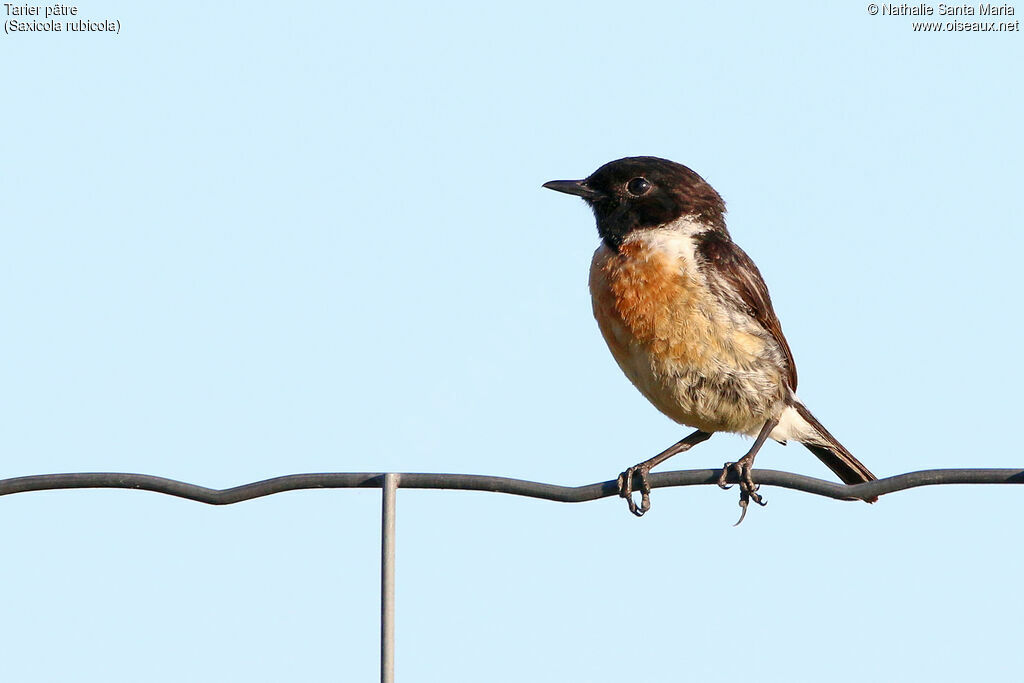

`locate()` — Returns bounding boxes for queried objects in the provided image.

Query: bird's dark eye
[626,177,651,196]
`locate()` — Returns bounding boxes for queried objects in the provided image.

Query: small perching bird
[544,156,876,523]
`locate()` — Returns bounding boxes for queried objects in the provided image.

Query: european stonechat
[544,156,876,522]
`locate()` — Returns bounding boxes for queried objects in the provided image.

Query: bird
[543,156,876,523]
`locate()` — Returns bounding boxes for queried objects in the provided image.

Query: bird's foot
[617,464,652,517]
[717,457,767,526]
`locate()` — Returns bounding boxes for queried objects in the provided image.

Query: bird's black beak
[542,179,603,201]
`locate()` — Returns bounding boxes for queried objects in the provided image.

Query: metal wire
[4,466,1020,681]
[380,473,398,683]
[0,468,1021,504]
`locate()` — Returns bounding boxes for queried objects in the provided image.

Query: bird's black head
[543,156,726,251]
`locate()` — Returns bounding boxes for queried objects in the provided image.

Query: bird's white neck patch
[619,217,709,264]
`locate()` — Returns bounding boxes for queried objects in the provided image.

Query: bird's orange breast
[588,233,780,434]
[591,239,717,367]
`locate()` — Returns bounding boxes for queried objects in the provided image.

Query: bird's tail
[793,402,878,503]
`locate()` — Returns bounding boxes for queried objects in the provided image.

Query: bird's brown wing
[694,230,798,391]
[694,231,878,491]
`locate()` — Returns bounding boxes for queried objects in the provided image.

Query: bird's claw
[718,459,767,525]
[617,465,652,517]
[733,486,768,526]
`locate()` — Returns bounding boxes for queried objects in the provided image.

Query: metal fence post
[381,473,399,683]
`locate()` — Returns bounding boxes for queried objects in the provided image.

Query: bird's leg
[717,418,778,525]
[618,430,713,517]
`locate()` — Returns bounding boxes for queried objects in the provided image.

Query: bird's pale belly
[589,240,787,436]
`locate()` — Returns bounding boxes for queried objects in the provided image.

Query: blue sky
[2,2,1022,681]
